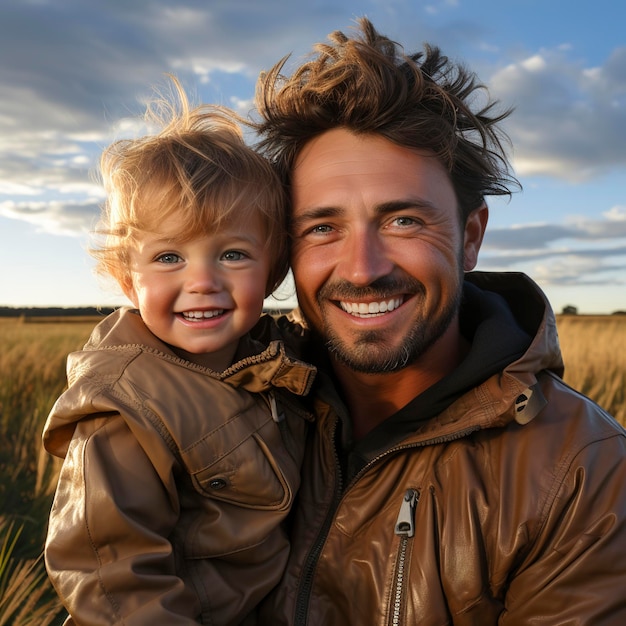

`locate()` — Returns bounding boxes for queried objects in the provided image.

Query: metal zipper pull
[391,489,419,625]
[269,392,284,422]
[394,488,418,537]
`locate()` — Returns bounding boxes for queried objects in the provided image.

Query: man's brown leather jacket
[260,272,626,625]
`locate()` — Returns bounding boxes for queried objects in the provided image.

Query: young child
[42,78,316,625]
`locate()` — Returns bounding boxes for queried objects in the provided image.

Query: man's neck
[332,325,470,441]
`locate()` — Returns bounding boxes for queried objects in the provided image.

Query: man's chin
[326,337,412,374]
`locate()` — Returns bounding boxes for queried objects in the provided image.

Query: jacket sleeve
[502,431,626,625]
[45,412,201,625]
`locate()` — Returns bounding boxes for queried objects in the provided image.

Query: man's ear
[463,203,488,271]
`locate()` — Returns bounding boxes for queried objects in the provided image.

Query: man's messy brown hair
[254,17,519,222]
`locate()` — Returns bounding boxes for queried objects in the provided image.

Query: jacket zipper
[269,392,305,465]
[391,489,419,626]
[294,415,343,625]
[294,424,478,624]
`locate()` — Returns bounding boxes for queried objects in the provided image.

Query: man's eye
[222,250,246,261]
[156,253,182,264]
[394,216,418,227]
[304,224,333,235]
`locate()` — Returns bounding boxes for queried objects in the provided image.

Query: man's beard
[316,272,463,374]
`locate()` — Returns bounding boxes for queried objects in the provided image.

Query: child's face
[124,211,271,370]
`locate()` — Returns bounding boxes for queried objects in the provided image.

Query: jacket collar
[82,307,316,397]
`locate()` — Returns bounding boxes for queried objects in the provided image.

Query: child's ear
[121,274,138,307]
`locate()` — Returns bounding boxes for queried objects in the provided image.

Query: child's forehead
[141,208,267,241]
[137,196,267,226]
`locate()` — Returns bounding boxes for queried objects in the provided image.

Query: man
[254,18,626,625]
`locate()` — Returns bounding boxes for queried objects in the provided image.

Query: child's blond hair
[92,76,288,296]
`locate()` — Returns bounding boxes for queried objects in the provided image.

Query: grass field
[0,318,99,625]
[553,315,626,424]
[0,313,624,623]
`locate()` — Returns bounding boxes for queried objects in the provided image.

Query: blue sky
[1,0,625,313]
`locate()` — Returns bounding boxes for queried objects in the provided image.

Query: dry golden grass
[556,315,626,426]
[0,318,99,507]
[0,318,97,625]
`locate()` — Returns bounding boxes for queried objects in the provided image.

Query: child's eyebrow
[142,236,178,247]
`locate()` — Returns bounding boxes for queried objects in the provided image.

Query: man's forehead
[291,129,455,215]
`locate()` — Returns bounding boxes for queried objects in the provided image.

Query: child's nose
[186,262,222,293]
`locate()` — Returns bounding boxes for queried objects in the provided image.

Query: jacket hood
[454,271,563,430]
[466,271,563,378]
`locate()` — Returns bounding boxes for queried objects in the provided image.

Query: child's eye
[156,253,182,264]
[221,250,247,261]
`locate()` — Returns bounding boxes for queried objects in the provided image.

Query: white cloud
[604,205,626,221]
[490,46,626,180]
[480,205,626,287]
[533,255,607,285]
[520,55,546,72]
[0,199,100,236]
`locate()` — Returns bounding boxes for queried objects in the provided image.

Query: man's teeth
[340,297,403,317]
[182,310,224,321]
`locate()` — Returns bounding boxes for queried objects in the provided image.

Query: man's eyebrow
[374,199,439,214]
[294,199,437,218]
[290,206,342,228]
[290,198,440,229]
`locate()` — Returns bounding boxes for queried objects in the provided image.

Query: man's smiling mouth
[339,296,404,317]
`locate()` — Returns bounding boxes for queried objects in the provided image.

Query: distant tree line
[2,305,623,319]
[561,305,626,316]
[0,306,117,318]
[0,305,296,318]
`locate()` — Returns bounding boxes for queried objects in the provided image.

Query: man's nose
[336,228,394,286]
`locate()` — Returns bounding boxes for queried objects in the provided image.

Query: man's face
[290,128,486,374]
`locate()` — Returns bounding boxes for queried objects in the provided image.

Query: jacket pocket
[181,417,297,558]
[192,430,292,509]
[183,409,297,511]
